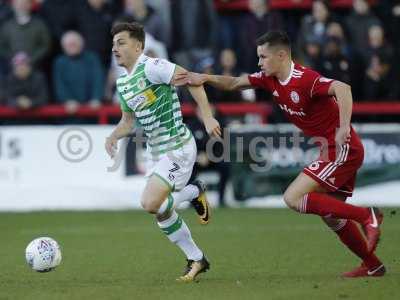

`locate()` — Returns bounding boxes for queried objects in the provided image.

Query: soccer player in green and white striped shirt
[105,22,221,282]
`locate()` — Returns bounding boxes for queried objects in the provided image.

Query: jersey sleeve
[144,58,176,84]
[117,89,132,112]
[247,71,272,91]
[310,74,334,98]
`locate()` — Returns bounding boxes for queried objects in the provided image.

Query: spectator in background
[53,31,105,115]
[240,0,283,72]
[0,68,6,104]
[325,22,350,58]
[297,0,332,61]
[120,0,168,46]
[76,0,115,67]
[345,0,381,98]
[170,0,218,70]
[389,1,400,53]
[0,0,12,76]
[321,22,351,84]
[216,1,244,65]
[375,0,400,99]
[3,52,48,110]
[38,0,76,41]
[301,18,349,73]
[214,49,245,103]
[320,37,351,84]
[145,0,171,46]
[345,0,381,55]
[389,1,400,99]
[0,0,51,69]
[302,37,323,71]
[0,0,12,25]
[363,25,395,100]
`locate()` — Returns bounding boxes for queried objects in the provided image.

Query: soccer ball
[25,237,62,272]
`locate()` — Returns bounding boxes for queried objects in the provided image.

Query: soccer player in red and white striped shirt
[184,31,385,278]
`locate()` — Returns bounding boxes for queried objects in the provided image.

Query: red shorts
[303,129,364,197]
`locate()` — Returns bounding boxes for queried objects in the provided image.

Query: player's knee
[283,192,301,211]
[140,198,159,214]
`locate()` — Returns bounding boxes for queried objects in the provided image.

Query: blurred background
[1,0,400,211]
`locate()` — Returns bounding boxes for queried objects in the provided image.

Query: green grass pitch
[0,208,398,300]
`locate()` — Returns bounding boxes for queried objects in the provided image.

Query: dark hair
[314,0,330,10]
[111,22,145,49]
[256,31,291,52]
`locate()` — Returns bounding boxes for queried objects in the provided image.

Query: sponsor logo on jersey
[143,89,157,104]
[278,104,306,117]
[290,91,300,103]
[127,94,146,110]
[135,89,158,110]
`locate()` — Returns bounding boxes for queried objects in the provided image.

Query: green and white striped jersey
[116,54,192,156]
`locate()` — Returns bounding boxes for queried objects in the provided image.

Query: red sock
[300,192,369,224]
[334,220,381,268]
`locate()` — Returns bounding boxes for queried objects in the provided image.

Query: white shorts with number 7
[145,136,197,191]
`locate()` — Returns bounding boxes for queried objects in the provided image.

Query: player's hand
[335,126,351,146]
[171,69,188,86]
[105,136,118,158]
[187,72,207,86]
[204,116,222,138]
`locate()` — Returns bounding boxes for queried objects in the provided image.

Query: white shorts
[145,136,197,191]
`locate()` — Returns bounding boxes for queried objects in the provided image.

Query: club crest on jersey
[137,78,146,90]
[290,91,300,103]
[308,161,322,171]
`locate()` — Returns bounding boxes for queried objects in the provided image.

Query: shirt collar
[126,53,147,76]
[278,61,294,86]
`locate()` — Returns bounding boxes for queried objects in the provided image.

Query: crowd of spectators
[0,0,400,112]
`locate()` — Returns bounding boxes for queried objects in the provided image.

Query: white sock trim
[299,194,308,213]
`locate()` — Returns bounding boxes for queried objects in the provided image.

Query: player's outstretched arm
[105,111,135,158]
[328,80,352,145]
[186,73,252,91]
[171,66,221,137]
